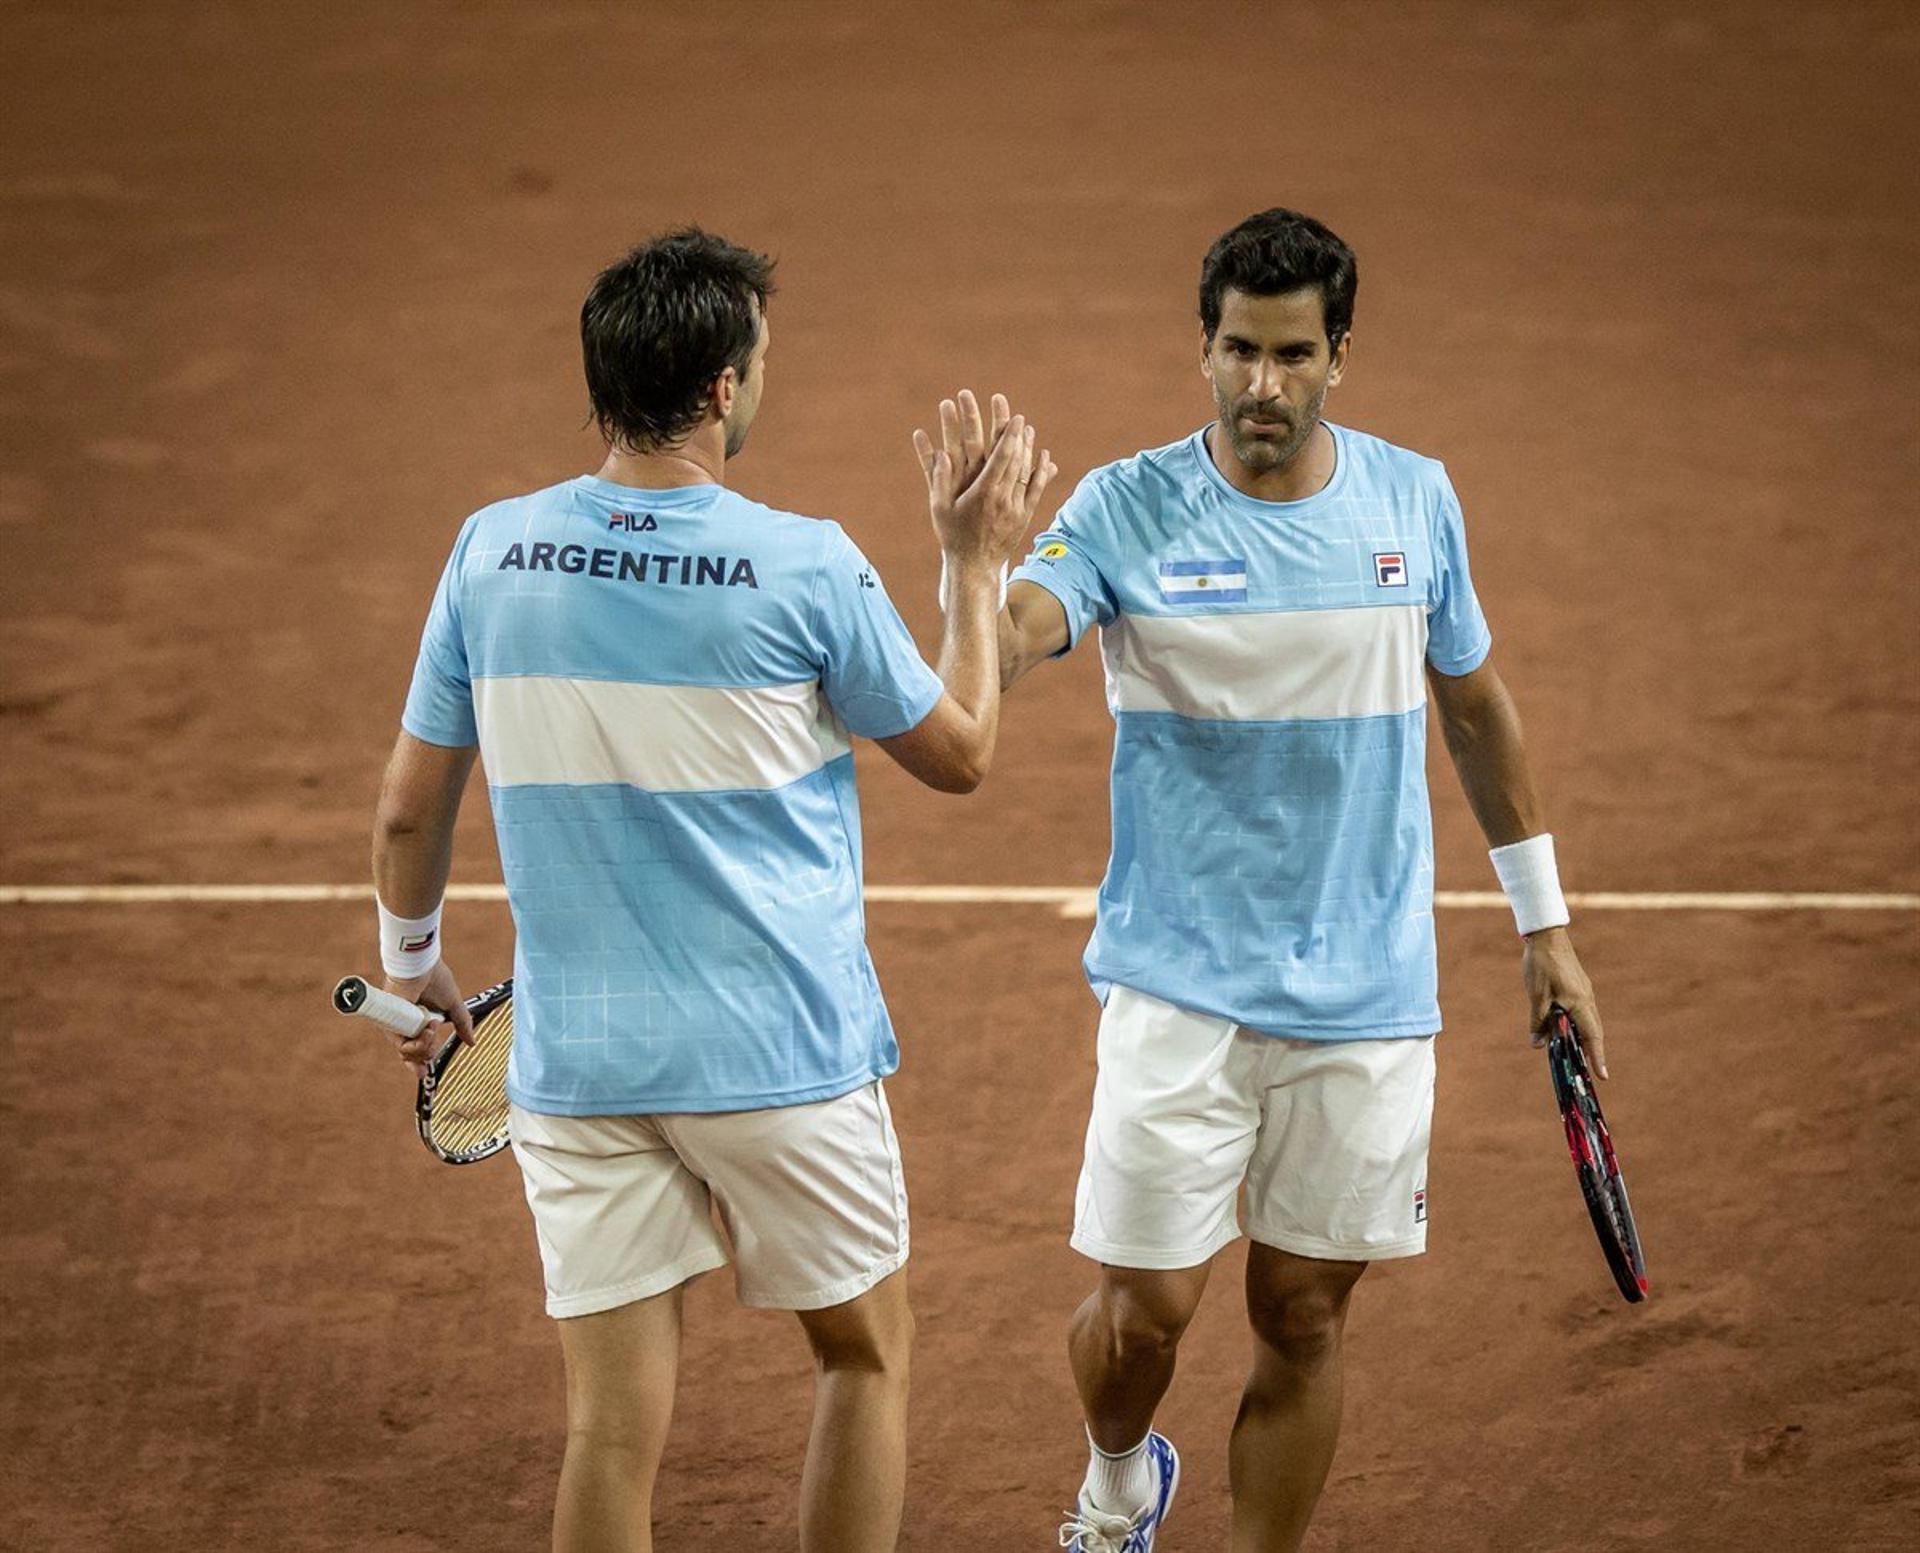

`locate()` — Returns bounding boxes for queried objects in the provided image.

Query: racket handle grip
[332,975,434,1038]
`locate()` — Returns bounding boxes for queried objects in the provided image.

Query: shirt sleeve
[1008,475,1119,656]
[810,524,944,739]
[400,526,479,747]
[1425,470,1494,677]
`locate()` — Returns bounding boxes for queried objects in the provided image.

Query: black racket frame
[418,976,515,1165]
[1545,1007,1648,1303]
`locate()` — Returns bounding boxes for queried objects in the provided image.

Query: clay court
[3,2,1916,1548]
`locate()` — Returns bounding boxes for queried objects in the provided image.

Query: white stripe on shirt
[1102,604,1429,722]
[474,675,851,792]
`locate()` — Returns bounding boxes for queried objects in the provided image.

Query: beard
[723,414,752,458]
[1214,380,1326,472]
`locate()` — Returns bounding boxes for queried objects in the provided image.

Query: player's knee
[802,1286,914,1377]
[809,1318,913,1380]
[1098,1284,1195,1368]
[1246,1283,1350,1371]
[564,1402,669,1461]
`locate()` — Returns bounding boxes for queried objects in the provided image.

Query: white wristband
[938,556,1010,612]
[1489,834,1570,937]
[377,896,444,980]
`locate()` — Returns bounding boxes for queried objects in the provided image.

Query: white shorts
[1072,986,1435,1269]
[509,1081,909,1318]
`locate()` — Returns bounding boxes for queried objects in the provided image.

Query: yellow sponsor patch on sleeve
[1039,542,1069,560]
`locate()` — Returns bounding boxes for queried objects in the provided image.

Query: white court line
[1,883,1916,922]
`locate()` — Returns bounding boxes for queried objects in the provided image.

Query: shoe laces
[1057,1503,1143,1551]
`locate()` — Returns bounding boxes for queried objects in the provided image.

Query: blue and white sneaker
[1057,1432,1180,1551]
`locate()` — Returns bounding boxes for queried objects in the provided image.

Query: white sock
[1083,1428,1153,1517]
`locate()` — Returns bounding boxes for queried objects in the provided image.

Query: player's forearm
[1437,675,1545,847]
[933,558,1004,774]
[372,819,457,918]
[371,735,474,914]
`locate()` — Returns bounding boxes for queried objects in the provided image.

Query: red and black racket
[1546,1006,1648,1303]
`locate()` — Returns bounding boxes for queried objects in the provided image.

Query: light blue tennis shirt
[402,476,942,1115]
[1011,423,1492,1039]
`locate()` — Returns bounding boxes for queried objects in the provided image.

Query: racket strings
[426,1003,514,1157]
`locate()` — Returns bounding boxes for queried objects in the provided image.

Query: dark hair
[581,228,776,451]
[1198,208,1357,350]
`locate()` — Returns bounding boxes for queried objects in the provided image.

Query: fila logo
[609,512,659,533]
[1413,1188,1428,1223]
[1373,551,1407,587]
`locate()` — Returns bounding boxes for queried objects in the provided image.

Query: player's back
[403,474,939,1117]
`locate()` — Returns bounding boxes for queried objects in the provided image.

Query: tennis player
[968,208,1608,1551]
[365,229,1052,1552]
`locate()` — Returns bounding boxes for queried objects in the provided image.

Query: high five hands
[913,390,1058,568]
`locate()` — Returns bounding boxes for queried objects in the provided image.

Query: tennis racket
[1545,1005,1647,1303]
[332,974,515,1164]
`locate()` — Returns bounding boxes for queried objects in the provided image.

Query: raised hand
[913,392,1058,567]
[933,389,1003,497]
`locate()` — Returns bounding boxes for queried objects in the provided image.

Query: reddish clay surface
[3,3,1916,1549]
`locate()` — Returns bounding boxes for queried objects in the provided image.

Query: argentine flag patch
[1158,557,1247,604]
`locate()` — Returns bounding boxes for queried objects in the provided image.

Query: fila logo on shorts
[1374,551,1407,587]
[1413,1188,1427,1223]
[1158,557,1248,603]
